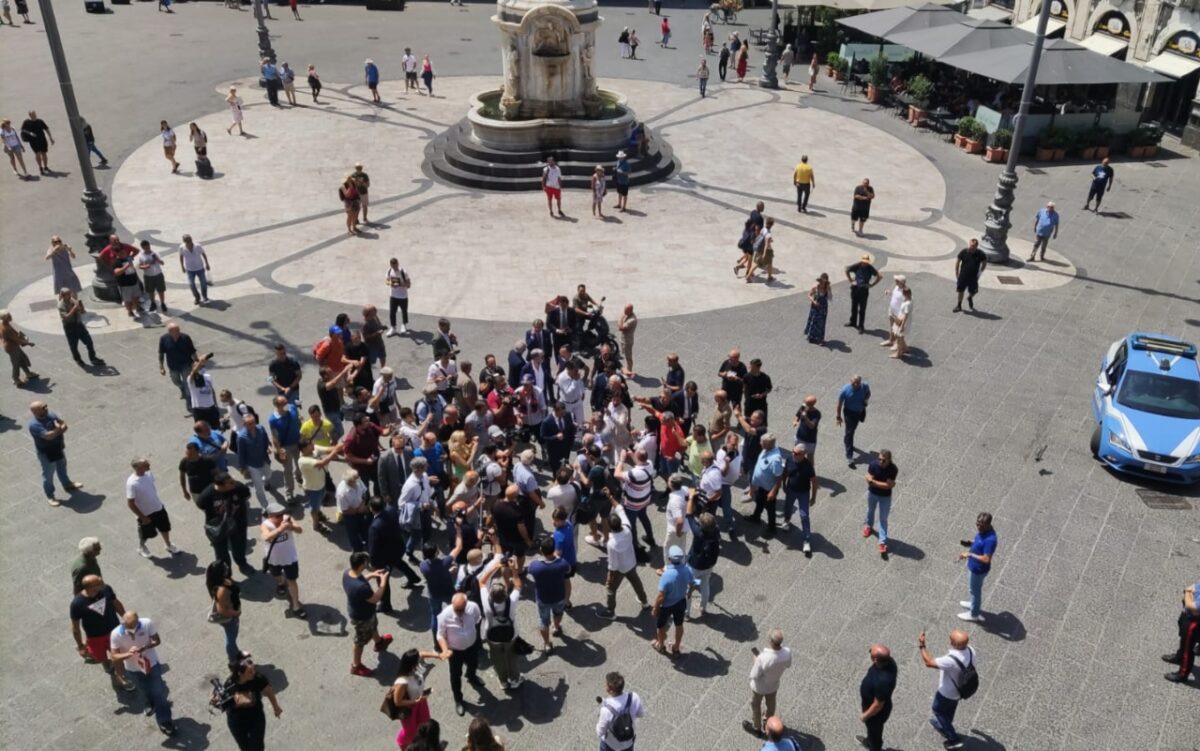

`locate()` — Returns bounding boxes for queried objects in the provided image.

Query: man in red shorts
[70,575,134,691]
[542,156,563,217]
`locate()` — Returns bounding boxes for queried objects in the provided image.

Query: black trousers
[344,513,370,553]
[795,183,811,211]
[843,409,864,460]
[266,79,280,105]
[750,486,776,531]
[546,439,571,472]
[448,641,481,702]
[718,60,728,80]
[63,321,96,361]
[212,529,250,569]
[375,559,421,611]
[849,287,870,330]
[863,713,888,751]
[1174,611,1200,678]
[227,706,266,751]
[389,296,409,328]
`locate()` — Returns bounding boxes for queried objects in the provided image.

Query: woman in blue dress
[803,273,831,344]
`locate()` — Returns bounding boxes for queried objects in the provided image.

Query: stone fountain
[426,0,675,191]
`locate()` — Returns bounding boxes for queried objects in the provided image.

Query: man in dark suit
[507,341,527,390]
[525,320,554,361]
[432,318,458,358]
[546,296,574,351]
[376,433,411,506]
[671,380,700,434]
[366,497,422,613]
[539,401,576,471]
[520,349,554,402]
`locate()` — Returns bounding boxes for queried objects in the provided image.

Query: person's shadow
[300,603,347,637]
[978,611,1026,642]
[161,717,211,750]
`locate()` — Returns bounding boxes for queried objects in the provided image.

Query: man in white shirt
[262,502,305,617]
[882,274,907,349]
[110,612,176,735]
[437,592,485,716]
[599,500,649,619]
[555,361,586,429]
[918,629,975,750]
[744,628,793,739]
[135,240,167,313]
[663,475,689,551]
[596,671,645,751]
[546,466,579,517]
[402,47,419,92]
[126,458,179,559]
[542,156,563,217]
[336,469,370,552]
[427,353,458,401]
[178,234,210,305]
[398,456,433,555]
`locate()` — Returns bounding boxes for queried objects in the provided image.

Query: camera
[209,677,234,712]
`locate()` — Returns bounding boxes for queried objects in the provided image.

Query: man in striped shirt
[615,449,656,551]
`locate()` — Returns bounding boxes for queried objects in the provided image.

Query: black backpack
[456,559,489,607]
[689,530,721,571]
[609,694,635,743]
[949,650,979,700]
[486,594,515,643]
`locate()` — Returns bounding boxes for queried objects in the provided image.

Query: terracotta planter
[1036,146,1055,161]
[985,146,1008,163]
[953,134,966,148]
[1095,146,1110,158]
[909,106,927,126]
[964,138,984,155]
[1053,148,1067,161]
[825,65,836,77]
[1080,146,1097,160]
[833,70,845,82]
[1143,145,1158,157]
[867,84,882,103]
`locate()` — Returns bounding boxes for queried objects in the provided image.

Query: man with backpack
[918,629,977,750]
[596,671,644,751]
[479,557,524,690]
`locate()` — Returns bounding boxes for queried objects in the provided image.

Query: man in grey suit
[377,433,411,506]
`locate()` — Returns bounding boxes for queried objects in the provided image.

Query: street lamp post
[978,0,1053,264]
[35,0,118,302]
[253,0,277,87]
[758,0,782,89]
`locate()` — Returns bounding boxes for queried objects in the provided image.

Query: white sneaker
[399,325,408,334]
[386,327,396,337]
[959,601,973,609]
[138,545,152,559]
[802,541,812,554]
[956,611,983,623]
[508,676,524,688]
[166,544,180,555]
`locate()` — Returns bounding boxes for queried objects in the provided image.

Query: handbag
[260,533,280,574]
[208,600,233,626]
[381,683,413,721]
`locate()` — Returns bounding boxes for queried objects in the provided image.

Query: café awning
[1016,16,1066,36]
[887,19,1034,59]
[1144,51,1200,79]
[937,38,1169,85]
[794,0,957,10]
[1077,33,1129,57]
[835,2,962,39]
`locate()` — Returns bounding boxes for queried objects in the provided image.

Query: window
[1116,371,1200,420]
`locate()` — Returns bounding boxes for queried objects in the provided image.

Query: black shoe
[967,296,975,311]
[73,356,85,365]
[848,461,857,469]
[159,722,177,736]
[193,297,202,305]
[89,356,104,366]
[401,579,423,590]
[275,585,287,598]
[1164,672,1188,683]
[763,528,776,539]
[855,735,870,748]
[149,301,157,312]
[466,674,484,688]
[857,328,865,335]
[1162,653,1182,664]
[953,305,962,312]
[238,564,257,578]
[742,720,764,738]
[160,305,168,314]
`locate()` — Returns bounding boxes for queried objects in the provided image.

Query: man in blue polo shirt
[365,59,381,103]
[261,57,280,107]
[958,512,997,622]
[748,434,785,538]
[652,545,694,655]
[1028,201,1059,262]
[836,375,871,468]
[236,413,272,507]
[1082,157,1114,212]
[268,396,302,502]
[157,322,197,411]
[529,536,570,651]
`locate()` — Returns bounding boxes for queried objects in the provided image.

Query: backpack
[949,650,979,700]
[608,694,636,743]
[236,400,259,423]
[689,530,721,571]
[485,594,515,643]
[456,560,489,606]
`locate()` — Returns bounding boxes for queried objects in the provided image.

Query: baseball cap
[668,545,685,562]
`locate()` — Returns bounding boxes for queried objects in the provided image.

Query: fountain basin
[467,88,635,153]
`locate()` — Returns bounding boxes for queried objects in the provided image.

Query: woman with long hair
[803,273,831,345]
[421,56,435,96]
[808,52,819,91]
[307,64,322,103]
[736,44,749,82]
[339,175,361,235]
[392,648,441,749]
[226,87,245,135]
[189,123,208,158]
[447,430,474,489]
[220,655,282,751]
[160,121,179,174]
[206,560,242,663]
[464,717,505,751]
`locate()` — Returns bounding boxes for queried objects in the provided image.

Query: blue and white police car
[1091,333,1200,484]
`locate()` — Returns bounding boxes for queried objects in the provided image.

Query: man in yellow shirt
[792,155,815,213]
[300,404,336,448]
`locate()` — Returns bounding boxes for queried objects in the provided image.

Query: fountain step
[425,120,676,192]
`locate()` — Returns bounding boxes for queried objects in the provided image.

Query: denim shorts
[304,487,324,512]
[536,599,565,627]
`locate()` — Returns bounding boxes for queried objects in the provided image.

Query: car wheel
[1090,425,1101,458]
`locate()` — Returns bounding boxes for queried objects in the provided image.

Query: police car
[1091,333,1200,484]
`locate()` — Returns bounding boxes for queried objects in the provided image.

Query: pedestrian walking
[217,655,283,751]
[918,629,977,750]
[808,53,819,91]
[365,59,381,103]
[340,174,362,235]
[403,48,419,92]
[179,234,211,304]
[1,309,36,386]
[1,117,30,178]
[479,558,524,690]
[268,395,304,502]
[28,401,81,505]
[542,156,563,217]
[703,19,714,54]
[618,304,637,376]
[718,43,730,81]
[337,469,372,552]
[46,235,82,294]
[792,394,821,458]
[1082,157,1114,212]
[844,253,880,334]
[127,458,180,559]
[195,473,255,576]
[205,560,243,663]
[803,274,831,345]
[158,322,198,410]
[391,648,441,748]
[57,288,102,366]
[596,671,645,751]
[781,444,817,555]
[591,164,608,218]
[159,121,179,173]
[80,118,108,166]
[660,16,671,47]
[1028,201,1059,262]
[599,493,650,619]
[619,27,631,59]
[280,62,297,106]
[136,240,168,312]
[836,375,871,468]
[696,58,710,97]
[862,449,898,558]
[736,44,749,81]
[289,0,301,21]
[651,545,693,656]
[225,87,245,135]
[436,592,485,717]
[307,64,322,103]
[958,512,997,622]
[850,178,875,236]
[613,150,631,212]
[71,537,103,594]
[890,288,912,360]
[630,29,641,59]
[20,110,53,174]
[237,413,273,506]
[748,434,785,537]
[422,55,435,96]
[880,275,907,349]
[344,551,395,677]
[70,575,132,691]
[1163,580,1199,683]
[109,611,177,736]
[743,629,792,739]
[954,239,987,313]
[792,155,815,213]
[262,502,306,617]
[856,644,897,751]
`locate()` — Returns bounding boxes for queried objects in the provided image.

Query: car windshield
[1116,370,1200,420]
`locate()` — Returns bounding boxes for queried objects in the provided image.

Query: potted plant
[906,74,933,126]
[1079,127,1110,160]
[1036,126,1060,161]
[986,128,1012,163]
[1092,127,1113,159]
[1128,125,1163,158]
[964,119,987,155]
[956,116,979,150]
[867,52,887,104]
[825,52,842,79]
[834,57,849,82]
[1053,129,1073,161]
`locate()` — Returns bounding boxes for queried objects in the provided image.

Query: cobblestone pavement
[1,4,1198,751]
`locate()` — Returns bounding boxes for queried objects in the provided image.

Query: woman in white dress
[225,87,244,135]
[891,287,912,360]
[160,121,179,173]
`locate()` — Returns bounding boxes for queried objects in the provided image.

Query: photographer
[214,654,282,751]
[2,309,38,386]
[261,503,305,619]
[343,551,394,678]
[479,555,524,690]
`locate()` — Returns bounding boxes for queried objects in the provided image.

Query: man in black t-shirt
[343,551,392,678]
[69,576,131,688]
[178,443,217,501]
[954,238,988,312]
[493,484,532,559]
[844,254,881,334]
[782,445,818,556]
[742,358,773,422]
[857,644,897,751]
[195,473,254,575]
[268,344,302,405]
[792,395,821,463]
[864,450,899,558]
[717,349,748,406]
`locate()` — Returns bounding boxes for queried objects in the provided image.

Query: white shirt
[665,489,688,537]
[635,431,658,467]
[393,671,424,701]
[606,506,637,573]
[898,299,913,336]
[888,286,905,317]
[110,617,162,674]
[716,445,743,485]
[543,164,562,189]
[162,128,176,148]
[935,646,975,700]
[373,376,398,407]
[179,243,207,272]
[699,464,723,500]
[187,371,217,409]
[749,646,793,694]
[427,360,457,393]
[387,266,409,300]
[436,602,482,651]
[555,372,585,404]
[126,472,165,515]
[547,482,578,513]
[262,516,300,565]
[336,480,367,513]
[224,401,248,432]
[137,250,164,277]
[403,53,418,73]
[596,691,645,751]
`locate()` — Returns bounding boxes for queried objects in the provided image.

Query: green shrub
[1130,125,1163,146]
[825,52,842,71]
[957,116,979,137]
[868,52,888,86]
[906,74,933,108]
[991,128,1013,149]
